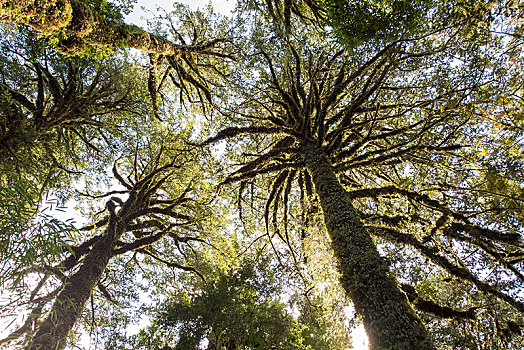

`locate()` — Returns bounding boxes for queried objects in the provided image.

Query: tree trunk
[0,0,197,56]
[302,143,434,350]
[27,231,117,350]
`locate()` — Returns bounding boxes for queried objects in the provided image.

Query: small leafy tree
[129,259,345,350]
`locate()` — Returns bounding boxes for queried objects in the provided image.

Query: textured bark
[0,0,73,34]
[0,0,202,55]
[302,143,434,350]
[27,220,119,350]
[24,161,195,349]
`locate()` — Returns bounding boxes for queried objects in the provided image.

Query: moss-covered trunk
[27,228,118,350]
[303,143,434,350]
[0,0,190,55]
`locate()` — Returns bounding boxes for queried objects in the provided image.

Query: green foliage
[82,0,136,21]
[129,260,336,350]
[1,1,524,349]
[0,178,77,289]
[317,0,501,49]
[320,0,429,47]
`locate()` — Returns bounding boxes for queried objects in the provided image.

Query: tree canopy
[0,0,523,349]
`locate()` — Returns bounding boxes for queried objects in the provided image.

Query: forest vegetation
[0,0,523,349]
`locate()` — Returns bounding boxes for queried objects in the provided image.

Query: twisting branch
[265,170,291,235]
[97,283,114,303]
[444,227,524,283]
[193,126,283,147]
[368,225,524,312]
[112,224,175,256]
[446,222,523,246]
[400,284,477,320]
[230,138,298,177]
[346,185,468,222]
[137,248,205,281]
[227,157,303,182]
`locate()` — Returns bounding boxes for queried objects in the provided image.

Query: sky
[125,0,237,28]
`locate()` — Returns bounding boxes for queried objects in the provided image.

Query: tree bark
[302,142,434,350]
[0,0,203,56]
[27,225,118,350]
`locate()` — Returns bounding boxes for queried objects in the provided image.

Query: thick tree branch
[400,283,477,320]
[137,248,205,281]
[194,126,283,147]
[369,225,524,312]
[0,0,230,56]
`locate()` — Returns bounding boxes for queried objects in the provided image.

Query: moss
[58,34,87,55]
[67,0,93,37]
[0,0,186,58]
[0,0,73,34]
[28,236,115,350]
[302,142,435,350]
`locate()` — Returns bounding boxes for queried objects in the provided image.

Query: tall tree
[195,4,524,346]
[0,29,142,163]
[0,27,149,297]
[1,136,215,349]
[0,4,233,348]
[200,42,433,349]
